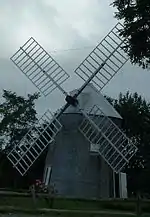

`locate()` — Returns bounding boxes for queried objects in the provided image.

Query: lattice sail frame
[79,105,137,173]
[11,37,69,96]
[7,110,62,176]
[75,22,128,91]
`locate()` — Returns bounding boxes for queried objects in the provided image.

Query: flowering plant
[30,179,57,195]
[29,179,57,208]
[34,179,48,193]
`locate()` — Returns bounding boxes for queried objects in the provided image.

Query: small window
[90,143,99,154]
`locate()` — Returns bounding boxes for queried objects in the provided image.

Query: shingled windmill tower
[7,23,137,199]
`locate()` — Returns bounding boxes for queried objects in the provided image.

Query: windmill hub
[65,95,78,107]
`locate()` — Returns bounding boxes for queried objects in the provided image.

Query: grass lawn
[1,212,149,217]
[0,196,137,210]
[0,207,139,217]
[0,193,150,216]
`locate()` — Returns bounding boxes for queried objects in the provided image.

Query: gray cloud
[0,0,150,117]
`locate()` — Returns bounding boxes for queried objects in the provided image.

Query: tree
[0,90,56,189]
[0,90,43,189]
[106,92,150,195]
[0,90,40,151]
[111,0,150,69]
[114,92,150,167]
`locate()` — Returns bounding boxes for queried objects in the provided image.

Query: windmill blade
[75,22,128,91]
[79,105,137,173]
[7,110,62,176]
[10,37,69,96]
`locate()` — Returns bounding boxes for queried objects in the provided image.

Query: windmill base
[43,113,127,199]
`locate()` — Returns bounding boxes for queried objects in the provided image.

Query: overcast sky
[0,0,150,116]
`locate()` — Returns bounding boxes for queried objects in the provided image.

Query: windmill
[7,22,137,198]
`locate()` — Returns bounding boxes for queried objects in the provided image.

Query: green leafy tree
[106,92,150,194]
[111,0,150,69]
[0,90,40,151]
[114,92,150,168]
[0,90,49,189]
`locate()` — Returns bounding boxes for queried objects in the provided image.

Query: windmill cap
[63,84,122,119]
